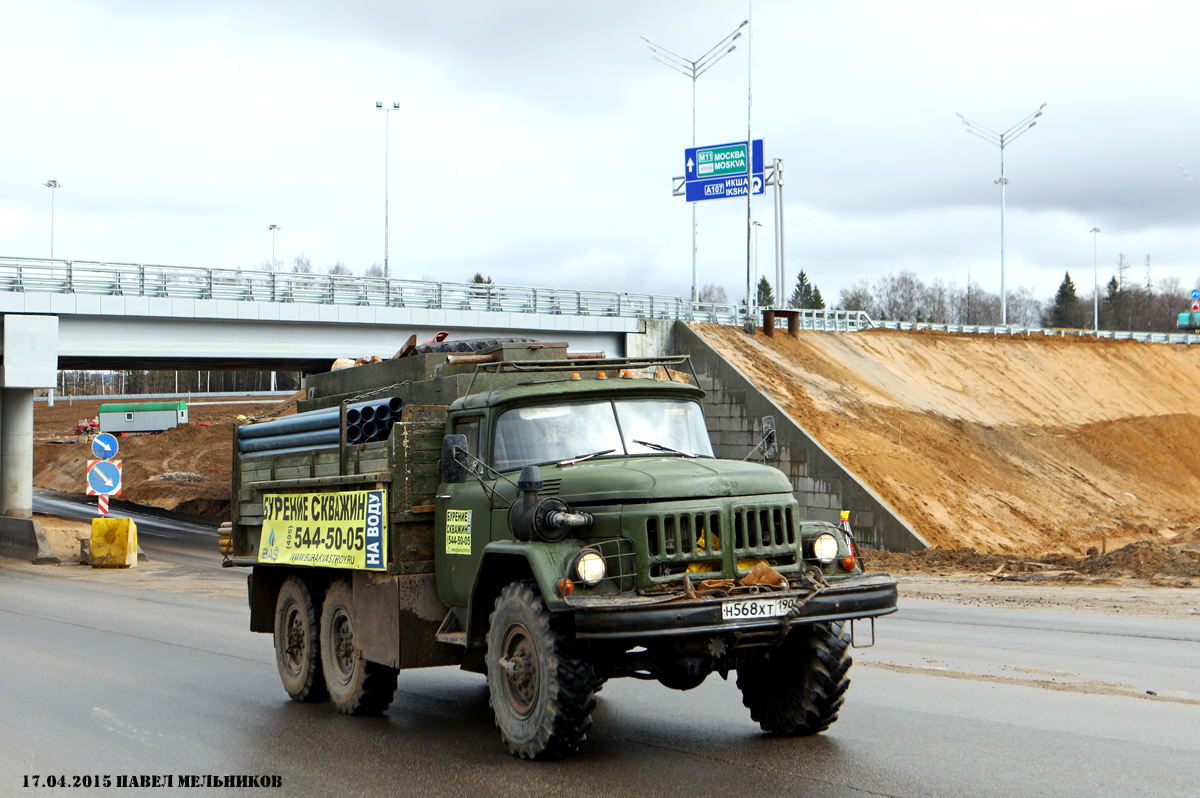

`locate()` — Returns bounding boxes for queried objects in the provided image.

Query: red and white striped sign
[98,495,109,515]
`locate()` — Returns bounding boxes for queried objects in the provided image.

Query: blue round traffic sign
[91,433,119,460]
[87,461,122,496]
[1191,289,1199,301]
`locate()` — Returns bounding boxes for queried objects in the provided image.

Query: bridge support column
[0,315,59,519]
[0,388,33,518]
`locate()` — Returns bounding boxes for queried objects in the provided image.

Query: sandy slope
[695,324,1200,555]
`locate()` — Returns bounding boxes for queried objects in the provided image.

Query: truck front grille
[646,512,721,558]
[645,503,798,580]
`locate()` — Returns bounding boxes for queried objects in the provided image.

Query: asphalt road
[2,518,1198,797]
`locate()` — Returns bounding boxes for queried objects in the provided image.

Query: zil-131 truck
[225,338,897,759]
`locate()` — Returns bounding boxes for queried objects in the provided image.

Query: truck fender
[461,541,585,673]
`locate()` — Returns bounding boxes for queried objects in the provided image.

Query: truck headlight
[812,533,839,565]
[574,551,606,585]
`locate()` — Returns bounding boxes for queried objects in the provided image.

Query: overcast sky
[3,0,1199,307]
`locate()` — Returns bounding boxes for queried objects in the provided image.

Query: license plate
[721,595,798,621]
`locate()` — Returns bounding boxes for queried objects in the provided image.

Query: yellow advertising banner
[445,509,472,555]
[259,490,387,570]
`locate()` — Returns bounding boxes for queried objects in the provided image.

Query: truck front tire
[320,580,399,716]
[737,621,853,735]
[485,581,597,759]
[273,576,327,702]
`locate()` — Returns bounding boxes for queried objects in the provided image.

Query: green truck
[227,339,897,759]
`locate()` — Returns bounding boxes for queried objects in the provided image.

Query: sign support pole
[772,158,785,307]
[744,1,755,335]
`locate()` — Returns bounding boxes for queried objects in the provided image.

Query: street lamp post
[1090,227,1101,333]
[376,101,400,281]
[43,180,60,258]
[269,224,280,270]
[643,21,747,304]
[752,220,764,306]
[956,103,1047,325]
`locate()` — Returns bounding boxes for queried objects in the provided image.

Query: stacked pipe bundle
[237,397,403,456]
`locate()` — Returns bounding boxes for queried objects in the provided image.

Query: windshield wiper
[557,448,616,466]
[632,439,697,458]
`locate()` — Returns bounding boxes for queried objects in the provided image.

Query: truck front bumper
[570,573,897,641]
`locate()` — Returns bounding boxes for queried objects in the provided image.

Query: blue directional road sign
[684,139,764,202]
[92,433,119,460]
[1191,289,1199,301]
[86,460,122,496]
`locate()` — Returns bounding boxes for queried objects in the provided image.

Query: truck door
[435,414,492,607]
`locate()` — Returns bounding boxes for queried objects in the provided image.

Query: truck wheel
[486,581,597,759]
[320,580,399,716]
[273,576,327,702]
[737,621,852,735]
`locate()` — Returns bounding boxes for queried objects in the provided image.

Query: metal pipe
[240,443,338,459]
[237,407,339,439]
[445,352,502,365]
[359,404,376,423]
[237,428,340,453]
[346,424,364,444]
[238,397,398,439]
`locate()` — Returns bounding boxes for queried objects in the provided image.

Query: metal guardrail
[870,319,1200,345]
[6,256,1187,344]
[0,256,736,322]
[0,255,875,331]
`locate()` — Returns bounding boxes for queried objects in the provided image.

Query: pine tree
[1050,272,1083,328]
[788,270,826,309]
[756,276,775,308]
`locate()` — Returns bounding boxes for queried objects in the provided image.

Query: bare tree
[364,262,385,278]
[327,260,352,275]
[698,284,728,304]
[838,280,872,312]
[291,254,314,274]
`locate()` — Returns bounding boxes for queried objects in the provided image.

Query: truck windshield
[492,398,714,472]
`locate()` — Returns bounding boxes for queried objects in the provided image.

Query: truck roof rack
[464,354,698,403]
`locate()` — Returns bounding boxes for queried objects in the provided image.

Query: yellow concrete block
[90,517,138,568]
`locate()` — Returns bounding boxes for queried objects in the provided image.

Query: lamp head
[376,101,382,108]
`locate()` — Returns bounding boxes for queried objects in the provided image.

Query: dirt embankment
[695,324,1200,557]
[34,395,298,518]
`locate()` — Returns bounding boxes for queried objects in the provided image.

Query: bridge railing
[869,319,1200,345]
[0,256,867,330]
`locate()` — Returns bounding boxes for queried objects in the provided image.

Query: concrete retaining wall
[673,322,927,552]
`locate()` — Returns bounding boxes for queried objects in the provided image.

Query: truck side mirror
[761,415,778,461]
[441,434,469,483]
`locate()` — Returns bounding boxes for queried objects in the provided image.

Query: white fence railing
[3,256,1193,344]
[870,319,1200,345]
[0,256,876,330]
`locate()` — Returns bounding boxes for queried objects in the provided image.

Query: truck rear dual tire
[486,581,598,760]
[320,580,399,716]
[273,576,327,702]
[737,621,853,735]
